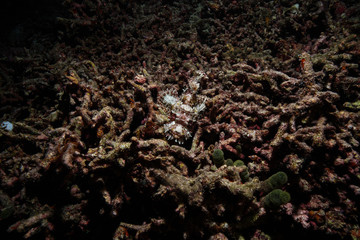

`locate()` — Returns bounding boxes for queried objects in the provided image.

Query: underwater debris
[1,121,13,131]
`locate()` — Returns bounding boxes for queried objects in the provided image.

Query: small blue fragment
[1,121,13,131]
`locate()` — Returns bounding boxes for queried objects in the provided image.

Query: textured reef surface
[0,0,360,239]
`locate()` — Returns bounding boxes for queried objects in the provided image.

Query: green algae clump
[235,144,242,154]
[225,159,234,166]
[264,189,291,208]
[240,168,250,182]
[263,171,288,192]
[233,160,249,182]
[212,149,225,167]
[233,160,245,167]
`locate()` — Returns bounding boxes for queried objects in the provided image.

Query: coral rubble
[0,0,359,239]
